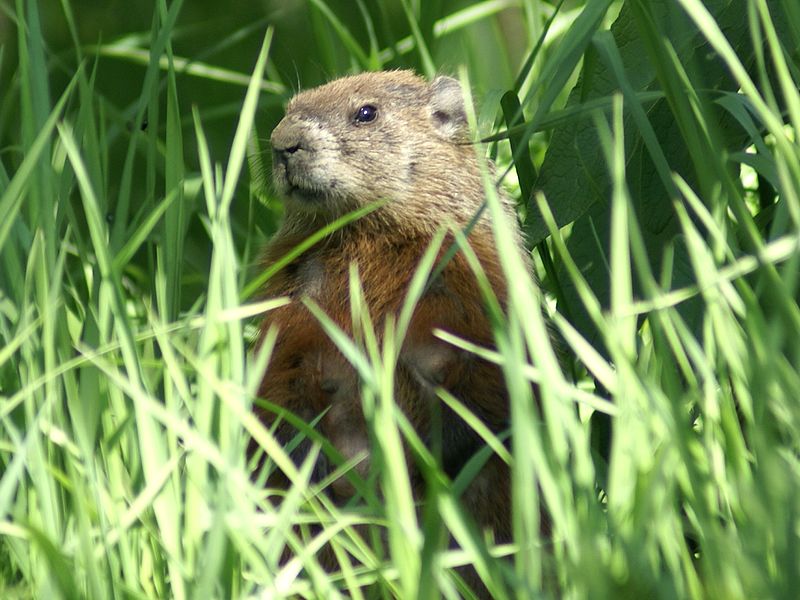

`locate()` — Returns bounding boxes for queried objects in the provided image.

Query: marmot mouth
[283,170,339,203]
[286,182,329,204]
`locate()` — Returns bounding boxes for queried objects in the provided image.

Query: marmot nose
[271,117,308,165]
[272,142,301,166]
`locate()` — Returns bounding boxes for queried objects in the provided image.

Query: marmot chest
[270,235,426,328]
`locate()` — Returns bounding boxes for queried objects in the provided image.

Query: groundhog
[256,70,529,587]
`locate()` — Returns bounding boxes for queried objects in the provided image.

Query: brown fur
[256,70,529,590]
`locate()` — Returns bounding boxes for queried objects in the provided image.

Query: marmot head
[270,70,485,232]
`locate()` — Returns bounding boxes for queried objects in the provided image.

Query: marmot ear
[429,76,469,142]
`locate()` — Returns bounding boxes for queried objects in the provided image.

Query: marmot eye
[354,104,377,123]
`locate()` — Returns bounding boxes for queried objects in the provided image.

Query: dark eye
[354,104,377,123]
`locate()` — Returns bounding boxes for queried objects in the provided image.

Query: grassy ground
[2,0,800,598]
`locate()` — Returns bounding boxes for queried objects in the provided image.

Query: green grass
[2,0,800,598]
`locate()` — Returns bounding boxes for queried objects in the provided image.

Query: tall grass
[1,0,800,598]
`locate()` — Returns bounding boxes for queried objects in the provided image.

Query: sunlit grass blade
[0,76,77,254]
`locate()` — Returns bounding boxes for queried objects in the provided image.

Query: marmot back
[256,70,529,584]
